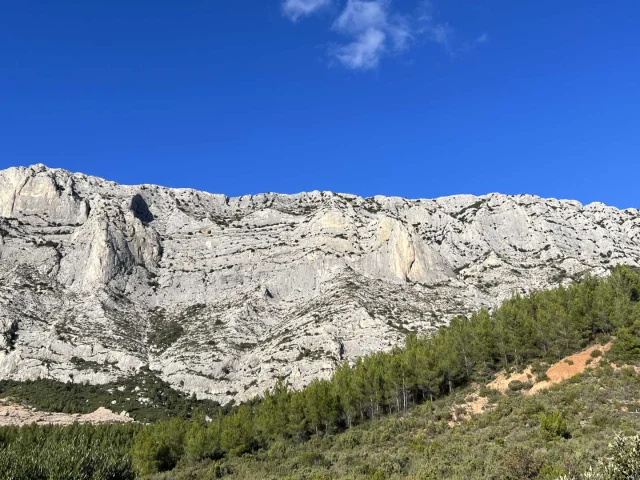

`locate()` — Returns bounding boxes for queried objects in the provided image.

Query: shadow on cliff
[131,194,154,223]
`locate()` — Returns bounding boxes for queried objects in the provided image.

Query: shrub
[539,464,565,478]
[502,447,543,479]
[0,424,136,480]
[337,430,361,448]
[603,434,640,479]
[539,411,570,441]
[298,450,326,467]
[559,434,640,480]
[530,361,550,381]
[184,423,223,462]
[479,386,502,403]
[508,380,525,392]
[131,419,187,475]
[591,349,603,358]
[204,461,231,479]
[149,320,184,351]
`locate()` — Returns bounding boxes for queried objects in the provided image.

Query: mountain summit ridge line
[8,163,633,209]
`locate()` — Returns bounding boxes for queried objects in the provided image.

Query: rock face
[0,164,638,404]
[0,403,133,427]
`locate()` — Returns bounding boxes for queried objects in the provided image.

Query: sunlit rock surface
[1,164,638,403]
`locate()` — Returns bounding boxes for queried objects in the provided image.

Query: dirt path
[0,405,134,427]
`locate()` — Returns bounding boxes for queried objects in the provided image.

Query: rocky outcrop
[0,164,638,404]
[0,403,133,426]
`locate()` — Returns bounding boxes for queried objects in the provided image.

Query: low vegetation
[0,371,221,423]
[162,364,640,479]
[1,265,640,478]
[0,423,136,480]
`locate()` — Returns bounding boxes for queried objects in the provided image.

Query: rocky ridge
[0,164,638,404]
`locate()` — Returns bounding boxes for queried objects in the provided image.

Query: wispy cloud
[425,22,454,52]
[332,27,387,69]
[283,0,332,21]
[417,1,488,56]
[417,1,454,53]
[282,0,486,70]
[330,0,412,70]
[333,1,387,33]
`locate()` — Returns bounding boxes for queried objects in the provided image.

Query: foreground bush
[0,424,136,480]
[558,434,640,480]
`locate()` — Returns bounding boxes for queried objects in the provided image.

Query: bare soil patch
[451,343,613,426]
[486,343,612,396]
[488,366,535,394]
[527,342,611,395]
[449,394,492,426]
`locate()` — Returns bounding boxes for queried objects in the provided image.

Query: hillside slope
[180,361,640,480]
[1,164,639,403]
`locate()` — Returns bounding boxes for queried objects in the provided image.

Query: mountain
[0,164,638,404]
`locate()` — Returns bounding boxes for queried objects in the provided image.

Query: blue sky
[1,1,639,208]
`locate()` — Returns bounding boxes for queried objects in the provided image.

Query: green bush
[558,434,640,480]
[0,374,220,423]
[508,380,525,392]
[184,422,224,462]
[530,362,550,381]
[502,447,542,479]
[540,411,570,441]
[0,424,135,480]
[203,461,231,479]
[131,418,187,475]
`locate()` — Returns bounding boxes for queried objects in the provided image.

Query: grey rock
[0,164,638,404]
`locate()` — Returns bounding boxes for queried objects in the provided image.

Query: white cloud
[333,0,387,33]
[283,0,332,21]
[282,0,486,70]
[330,0,412,70]
[333,28,387,69]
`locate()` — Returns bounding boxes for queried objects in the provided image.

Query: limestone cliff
[0,164,638,403]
